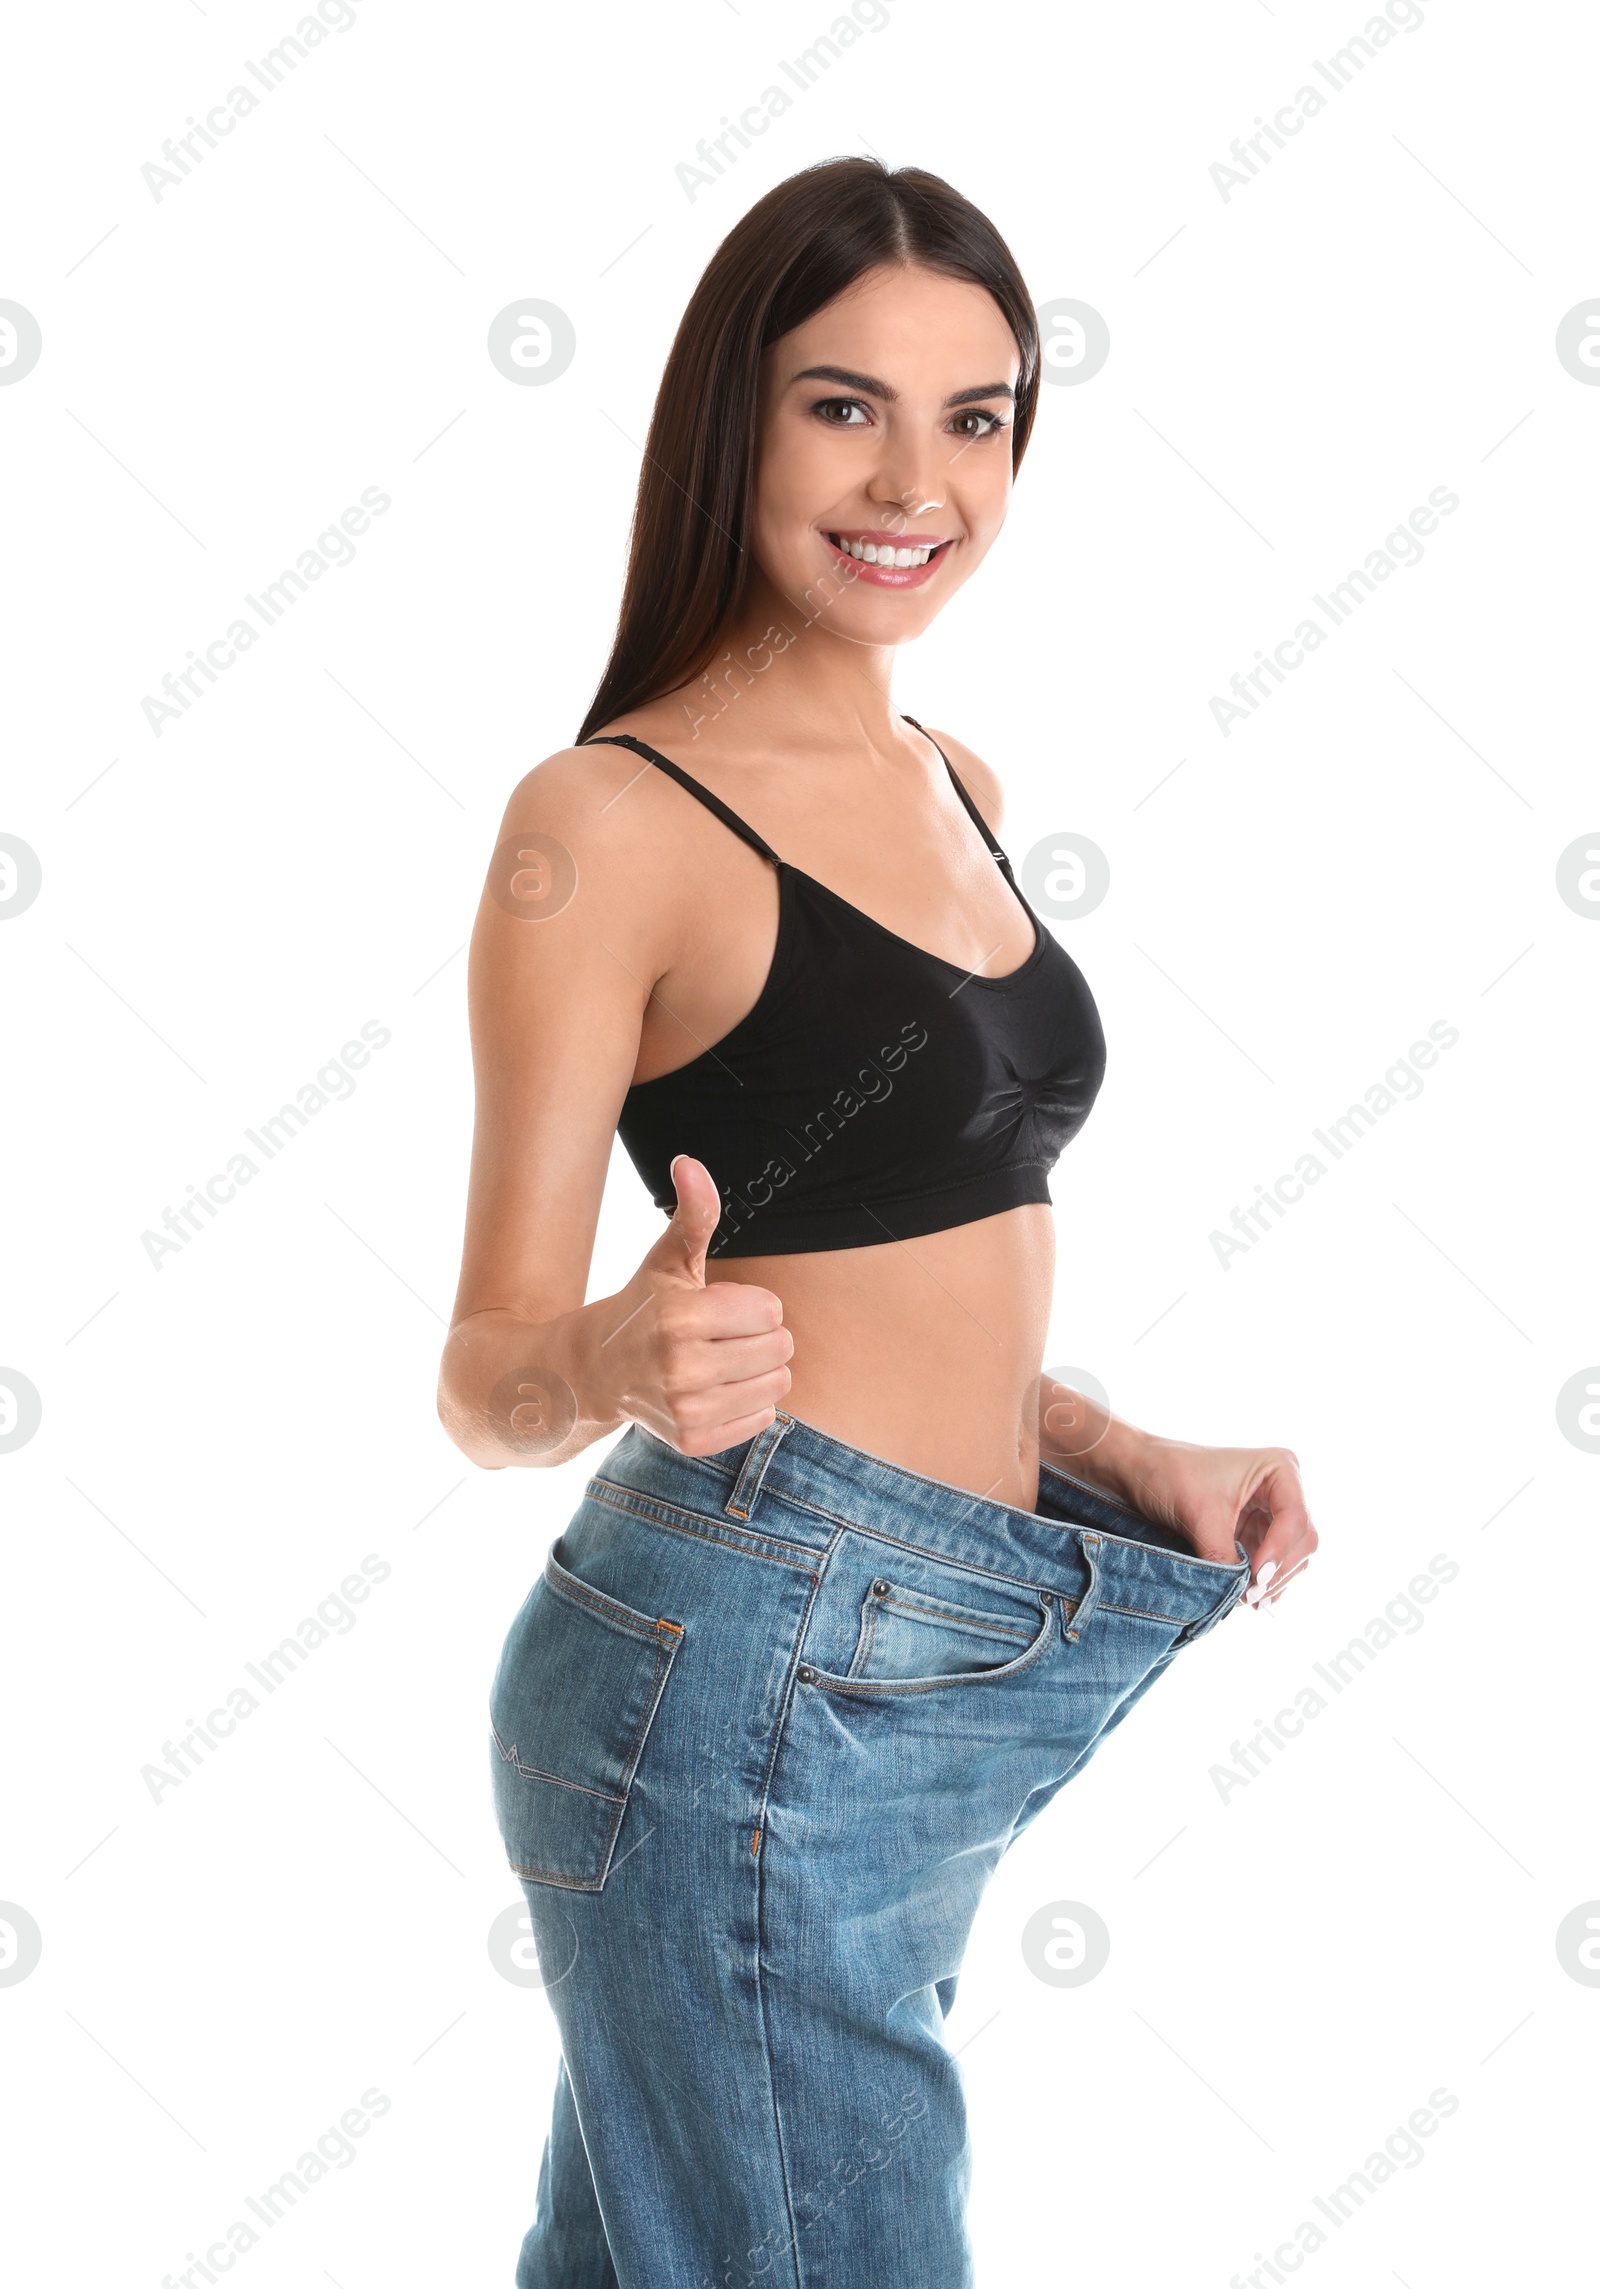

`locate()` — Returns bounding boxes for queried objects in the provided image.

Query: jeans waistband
[589,1413,1251,1639]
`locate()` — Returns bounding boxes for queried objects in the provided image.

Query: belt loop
[1062,1531,1104,1641]
[724,1414,796,1522]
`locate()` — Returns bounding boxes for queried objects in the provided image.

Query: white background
[3,1,1596,2282]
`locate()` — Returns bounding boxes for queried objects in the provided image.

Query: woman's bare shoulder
[478,738,705,969]
[921,725,1005,833]
[498,738,646,829]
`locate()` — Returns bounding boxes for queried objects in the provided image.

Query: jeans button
[797,1664,818,1683]
[871,1578,891,1598]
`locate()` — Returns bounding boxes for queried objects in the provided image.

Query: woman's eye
[812,397,872,426]
[950,408,1007,438]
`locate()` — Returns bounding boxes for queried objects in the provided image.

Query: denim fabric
[488,1412,1251,2289]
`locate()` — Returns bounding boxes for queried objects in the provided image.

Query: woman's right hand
[586,1154,794,1457]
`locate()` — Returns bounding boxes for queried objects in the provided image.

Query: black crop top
[584,720,1106,1258]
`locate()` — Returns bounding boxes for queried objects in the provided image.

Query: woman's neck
[660,569,909,764]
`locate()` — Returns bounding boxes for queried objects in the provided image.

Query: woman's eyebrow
[944,381,1015,407]
[790,363,896,397]
[789,364,1016,408]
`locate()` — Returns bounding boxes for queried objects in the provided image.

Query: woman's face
[750,263,1022,647]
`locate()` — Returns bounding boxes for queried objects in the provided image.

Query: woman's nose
[865,442,946,528]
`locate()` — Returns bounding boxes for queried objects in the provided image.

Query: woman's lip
[830,529,948,547]
[822,532,953,588]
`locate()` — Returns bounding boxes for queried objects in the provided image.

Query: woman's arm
[1037,1376,1316,1606]
[436,749,793,1470]
[933,731,1315,1611]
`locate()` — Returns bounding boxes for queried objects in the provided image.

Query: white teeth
[835,537,940,566]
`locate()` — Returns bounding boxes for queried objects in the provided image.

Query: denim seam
[776,1487,1249,1584]
[749,1531,842,2288]
[725,1412,798,1520]
[1036,1457,1153,1523]
[773,1502,1068,1596]
[1100,1600,1190,1628]
[711,1414,1239,1565]
[502,1616,680,1891]
[849,1589,1040,1679]
[1177,1567,1253,1645]
[879,1593,1034,1642]
[1039,1463,1253,1576]
[741,1495,1226,1614]
[666,1417,1234,1579]
[490,1722,623,1805]
[849,1596,881,1678]
[506,1862,607,1891]
[545,1550,685,1643]
[586,1479,822,1575]
[805,1594,1057,1696]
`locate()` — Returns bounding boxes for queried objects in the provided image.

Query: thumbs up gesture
[595,1155,794,1456]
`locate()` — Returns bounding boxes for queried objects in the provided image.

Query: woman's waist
[708,1210,1052,1501]
[583,1415,1249,1627]
[704,1200,1052,1335]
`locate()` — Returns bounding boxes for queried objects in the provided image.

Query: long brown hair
[576,158,1040,744]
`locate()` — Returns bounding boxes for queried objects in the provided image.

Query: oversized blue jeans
[488,1412,1251,2288]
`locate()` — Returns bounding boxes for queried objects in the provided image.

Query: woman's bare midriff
[705,1201,1053,1509]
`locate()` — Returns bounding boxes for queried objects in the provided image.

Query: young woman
[440,158,1317,2289]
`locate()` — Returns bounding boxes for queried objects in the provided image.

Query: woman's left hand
[1115,1436,1317,1607]
[1036,1381,1317,1607]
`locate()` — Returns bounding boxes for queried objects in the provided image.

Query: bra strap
[900,714,1009,865]
[582,735,780,867]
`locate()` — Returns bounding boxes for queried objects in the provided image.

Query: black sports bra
[584,719,1106,1258]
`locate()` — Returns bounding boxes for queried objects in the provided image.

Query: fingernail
[1247,1560,1277,1606]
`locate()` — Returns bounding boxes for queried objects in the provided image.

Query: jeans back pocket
[489,1548,683,1891]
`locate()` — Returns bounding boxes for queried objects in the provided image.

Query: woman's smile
[822,527,956,585]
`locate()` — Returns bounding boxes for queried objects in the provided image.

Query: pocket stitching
[544,1548,683,1645]
[586,1478,822,1574]
[502,1631,674,1889]
[494,1576,683,1890]
[808,1593,1056,1697]
[877,1591,1035,1642]
[490,1721,624,1805]
[845,1585,1036,1681]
